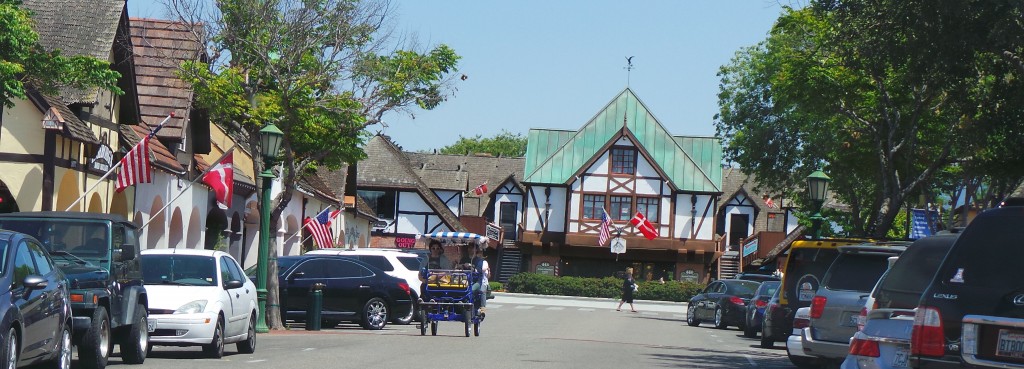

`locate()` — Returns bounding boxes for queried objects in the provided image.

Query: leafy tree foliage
[438,130,527,157]
[715,2,1024,237]
[0,0,121,108]
[171,0,460,329]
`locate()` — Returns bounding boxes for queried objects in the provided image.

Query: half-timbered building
[519,89,724,283]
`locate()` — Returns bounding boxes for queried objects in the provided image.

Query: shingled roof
[24,89,99,144]
[21,0,127,105]
[358,136,465,231]
[404,152,525,216]
[130,18,204,140]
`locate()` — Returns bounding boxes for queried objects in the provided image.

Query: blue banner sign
[743,239,758,257]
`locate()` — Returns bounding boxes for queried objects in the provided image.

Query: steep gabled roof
[404,152,525,217]
[129,18,204,140]
[358,136,465,231]
[24,89,99,144]
[524,88,721,193]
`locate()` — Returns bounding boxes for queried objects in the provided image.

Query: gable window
[610,148,637,175]
[610,196,632,221]
[357,190,396,219]
[636,197,660,223]
[582,194,605,219]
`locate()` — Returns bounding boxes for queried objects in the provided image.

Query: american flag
[598,209,612,247]
[115,113,171,192]
[304,208,341,248]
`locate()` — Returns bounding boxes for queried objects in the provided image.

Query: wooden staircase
[497,240,521,283]
[719,250,740,279]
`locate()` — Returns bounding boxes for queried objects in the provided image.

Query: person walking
[616,267,638,312]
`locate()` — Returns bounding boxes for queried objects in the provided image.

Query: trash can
[306,283,325,331]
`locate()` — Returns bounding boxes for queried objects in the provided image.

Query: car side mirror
[23,275,48,290]
[117,244,136,262]
[224,280,243,290]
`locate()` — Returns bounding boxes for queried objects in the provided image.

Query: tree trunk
[266,250,285,329]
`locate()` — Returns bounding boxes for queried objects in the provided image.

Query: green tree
[715,2,1024,238]
[0,0,121,108]
[172,0,460,330]
[438,130,527,157]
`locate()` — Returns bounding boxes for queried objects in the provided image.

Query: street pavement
[105,293,798,369]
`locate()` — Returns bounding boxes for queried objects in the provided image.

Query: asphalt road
[96,294,798,369]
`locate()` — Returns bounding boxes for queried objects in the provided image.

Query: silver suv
[305,248,423,324]
[801,243,907,366]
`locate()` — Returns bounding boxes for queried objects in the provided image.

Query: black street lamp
[806,169,831,240]
[255,122,284,333]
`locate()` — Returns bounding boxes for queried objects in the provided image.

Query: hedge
[504,273,705,302]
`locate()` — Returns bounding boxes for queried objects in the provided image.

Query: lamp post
[806,169,832,240]
[255,122,284,333]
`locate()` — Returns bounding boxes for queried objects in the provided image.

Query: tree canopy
[438,130,527,157]
[0,0,121,108]
[715,1,1024,238]
[171,0,460,329]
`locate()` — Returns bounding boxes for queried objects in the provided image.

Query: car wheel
[419,310,427,336]
[3,328,18,369]
[759,324,774,348]
[391,299,414,325]
[686,304,700,326]
[79,306,111,369]
[119,303,148,364]
[202,318,224,359]
[47,323,72,369]
[714,307,728,329]
[359,298,388,330]
[743,311,757,338]
[463,309,471,337]
[236,313,256,354]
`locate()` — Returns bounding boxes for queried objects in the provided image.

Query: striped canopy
[424,232,489,246]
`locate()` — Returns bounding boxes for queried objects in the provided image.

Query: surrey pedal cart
[419,232,488,337]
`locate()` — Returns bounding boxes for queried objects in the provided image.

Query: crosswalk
[485,304,685,318]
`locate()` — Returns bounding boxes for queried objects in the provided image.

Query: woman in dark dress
[616,267,638,312]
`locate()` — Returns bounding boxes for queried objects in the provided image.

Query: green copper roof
[524,88,722,193]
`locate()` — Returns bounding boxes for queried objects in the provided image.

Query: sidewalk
[491,292,686,314]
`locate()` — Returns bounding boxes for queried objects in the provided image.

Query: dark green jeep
[0,212,148,369]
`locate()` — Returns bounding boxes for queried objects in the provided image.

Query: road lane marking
[578,308,595,311]
[744,354,757,366]
[247,360,267,363]
[302,348,315,351]
[488,304,503,308]
[515,305,535,309]
[546,307,565,311]
[640,311,657,316]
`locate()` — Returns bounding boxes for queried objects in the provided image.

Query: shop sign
[536,262,555,276]
[679,269,699,283]
[742,238,758,257]
[394,236,416,249]
[610,237,626,254]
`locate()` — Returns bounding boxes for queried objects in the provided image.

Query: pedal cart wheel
[419,310,427,336]
[430,321,438,336]
[463,310,471,337]
[474,320,480,336]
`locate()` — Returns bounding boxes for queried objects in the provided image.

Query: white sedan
[141,249,258,358]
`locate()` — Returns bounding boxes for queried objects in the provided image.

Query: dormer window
[610,148,637,175]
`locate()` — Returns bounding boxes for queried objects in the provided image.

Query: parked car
[840,232,958,369]
[913,205,1024,368]
[737,272,781,283]
[788,307,823,368]
[274,255,413,330]
[762,238,861,348]
[744,280,780,337]
[802,243,908,366]
[141,249,257,358]
[304,248,422,324]
[0,212,149,369]
[687,279,761,330]
[0,230,72,369]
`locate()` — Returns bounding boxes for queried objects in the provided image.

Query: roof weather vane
[625,56,635,86]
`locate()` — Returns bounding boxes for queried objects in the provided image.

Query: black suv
[0,212,148,369]
[913,205,1024,368]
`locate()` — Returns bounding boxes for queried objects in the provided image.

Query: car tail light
[810,296,827,319]
[755,299,767,308]
[857,307,867,331]
[911,306,945,357]
[397,282,410,296]
[730,296,744,305]
[849,337,881,357]
[793,316,810,329]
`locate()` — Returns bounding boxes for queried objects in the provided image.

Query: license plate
[147,319,157,333]
[847,314,859,326]
[892,347,909,368]
[996,329,1024,358]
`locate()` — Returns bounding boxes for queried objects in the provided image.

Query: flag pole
[64,113,176,211]
[140,145,236,230]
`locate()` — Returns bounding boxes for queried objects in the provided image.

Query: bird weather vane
[625,56,635,86]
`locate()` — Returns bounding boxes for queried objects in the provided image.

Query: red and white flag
[630,211,659,240]
[472,182,488,196]
[598,209,612,247]
[202,151,234,210]
[115,135,153,192]
[304,208,341,248]
[765,196,777,208]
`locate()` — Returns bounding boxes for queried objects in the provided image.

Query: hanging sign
[610,237,627,254]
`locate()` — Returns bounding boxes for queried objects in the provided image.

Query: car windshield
[141,254,217,286]
[0,219,109,266]
[724,280,760,297]
[876,235,956,308]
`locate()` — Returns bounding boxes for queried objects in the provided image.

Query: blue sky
[128,1,784,152]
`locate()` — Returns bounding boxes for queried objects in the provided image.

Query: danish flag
[202,151,234,209]
[630,211,659,240]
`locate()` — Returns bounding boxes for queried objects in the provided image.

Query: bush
[488,281,503,292]
[505,273,705,302]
